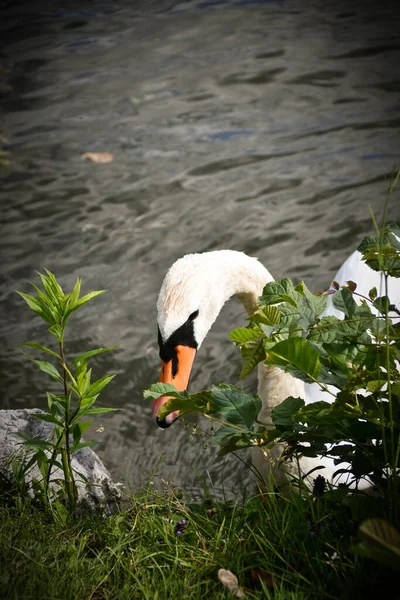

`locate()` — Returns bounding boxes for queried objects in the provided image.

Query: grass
[0,475,397,600]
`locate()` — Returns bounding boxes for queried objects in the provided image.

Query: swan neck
[257,363,306,424]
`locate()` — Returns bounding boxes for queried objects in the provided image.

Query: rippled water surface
[1,0,400,498]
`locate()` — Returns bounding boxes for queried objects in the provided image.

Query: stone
[0,408,122,513]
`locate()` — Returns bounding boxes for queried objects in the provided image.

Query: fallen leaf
[218,569,245,598]
[82,152,113,163]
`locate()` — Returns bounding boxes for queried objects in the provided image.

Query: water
[1,0,399,499]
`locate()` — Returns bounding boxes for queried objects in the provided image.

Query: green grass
[0,478,397,600]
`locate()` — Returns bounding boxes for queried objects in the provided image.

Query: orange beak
[152,345,197,428]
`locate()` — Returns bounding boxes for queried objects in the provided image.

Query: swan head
[152,250,274,427]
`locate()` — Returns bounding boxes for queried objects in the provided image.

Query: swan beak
[152,345,197,428]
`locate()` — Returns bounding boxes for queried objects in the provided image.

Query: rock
[0,408,122,513]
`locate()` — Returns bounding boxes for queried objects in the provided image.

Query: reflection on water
[1,0,400,498]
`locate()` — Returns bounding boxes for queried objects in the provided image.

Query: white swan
[152,249,400,489]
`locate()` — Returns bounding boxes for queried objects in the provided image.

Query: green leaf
[28,283,60,322]
[259,278,299,307]
[295,280,327,316]
[82,374,115,399]
[332,288,357,318]
[369,287,377,302]
[143,382,189,401]
[271,396,305,428]
[211,384,261,427]
[156,395,211,420]
[296,401,336,424]
[35,449,50,480]
[32,360,63,383]
[308,316,342,344]
[48,323,65,342]
[68,277,82,310]
[71,346,118,366]
[229,328,263,344]
[37,271,64,313]
[358,230,400,276]
[71,421,92,451]
[249,305,281,326]
[18,342,61,359]
[265,337,322,382]
[240,340,265,379]
[64,290,106,320]
[19,436,54,450]
[76,407,120,418]
[278,303,303,330]
[373,296,390,315]
[15,291,55,324]
[32,412,64,427]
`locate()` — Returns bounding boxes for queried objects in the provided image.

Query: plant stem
[59,340,77,510]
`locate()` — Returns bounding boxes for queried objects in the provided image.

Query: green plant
[16,270,119,513]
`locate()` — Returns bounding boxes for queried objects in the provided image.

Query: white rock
[0,408,122,513]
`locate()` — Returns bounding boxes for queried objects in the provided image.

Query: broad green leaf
[373,296,390,315]
[278,303,303,330]
[212,423,244,445]
[295,280,327,316]
[82,374,115,399]
[249,305,280,326]
[156,395,210,420]
[18,342,61,359]
[229,328,262,344]
[308,316,342,344]
[33,360,63,383]
[143,382,189,401]
[358,231,400,277]
[240,340,265,379]
[296,401,336,424]
[259,278,298,306]
[271,396,305,428]
[71,346,118,366]
[332,288,357,318]
[211,384,261,427]
[217,428,277,455]
[265,337,322,381]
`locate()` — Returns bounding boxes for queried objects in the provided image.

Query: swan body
[322,250,400,319]
[153,248,400,490]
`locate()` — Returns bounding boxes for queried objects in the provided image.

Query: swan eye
[189,310,199,321]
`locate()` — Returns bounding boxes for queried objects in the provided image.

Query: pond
[1,0,399,499]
